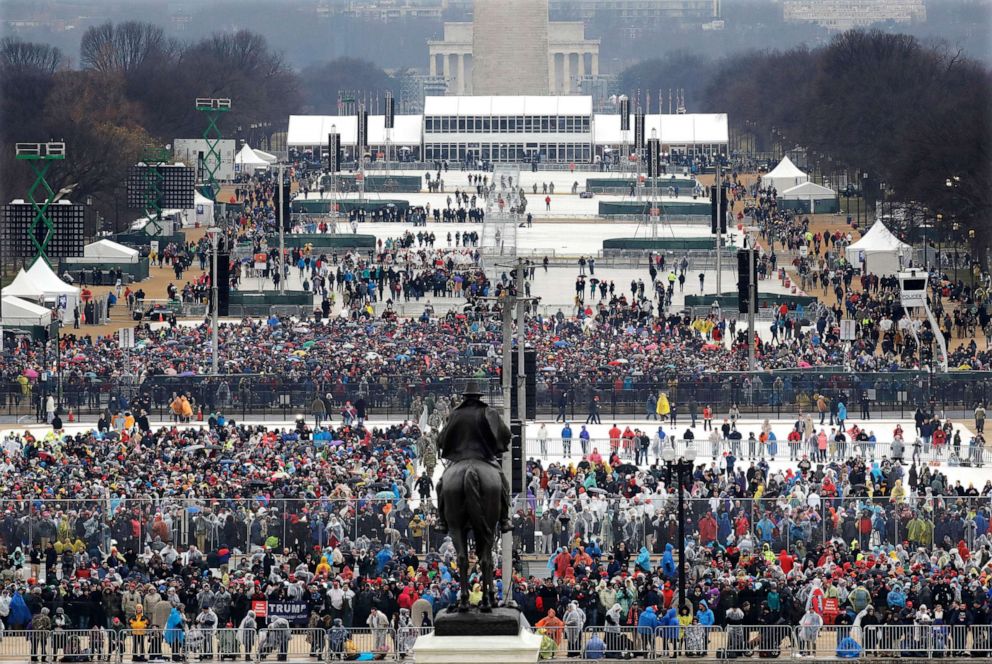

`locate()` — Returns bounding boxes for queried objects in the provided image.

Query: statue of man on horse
[434,386,513,612]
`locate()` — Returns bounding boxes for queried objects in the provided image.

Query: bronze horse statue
[434,389,512,612]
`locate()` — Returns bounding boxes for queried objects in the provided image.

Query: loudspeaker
[646,138,661,178]
[327,132,341,172]
[281,180,292,232]
[510,420,524,494]
[384,93,395,130]
[737,249,757,314]
[619,96,630,131]
[634,111,645,152]
[357,110,369,152]
[510,349,537,421]
[710,186,728,234]
[216,251,230,316]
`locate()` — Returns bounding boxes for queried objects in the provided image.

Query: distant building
[334,0,443,21]
[287,95,729,164]
[551,0,721,26]
[783,0,926,30]
[428,15,601,95]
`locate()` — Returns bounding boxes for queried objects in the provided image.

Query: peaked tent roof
[1,295,52,325]
[254,148,277,164]
[84,238,139,261]
[235,144,270,167]
[765,155,807,180]
[4,260,81,298]
[781,181,836,199]
[846,221,912,252]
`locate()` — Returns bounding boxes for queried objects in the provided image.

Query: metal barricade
[336,626,395,658]
[579,626,658,660]
[724,624,794,659]
[0,631,37,661]
[118,627,187,662]
[863,623,936,658]
[51,628,116,661]
[808,624,858,659]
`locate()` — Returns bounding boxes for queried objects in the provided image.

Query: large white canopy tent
[81,239,140,264]
[235,144,271,171]
[1,260,80,313]
[845,221,913,276]
[780,180,838,214]
[762,156,808,194]
[0,295,52,328]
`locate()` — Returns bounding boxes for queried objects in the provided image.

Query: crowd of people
[0,394,990,660]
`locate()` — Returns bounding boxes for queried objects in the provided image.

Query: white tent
[781,181,837,213]
[254,148,278,164]
[82,239,140,264]
[2,260,81,314]
[0,295,52,328]
[235,144,271,171]
[195,191,215,226]
[763,156,808,194]
[845,221,913,276]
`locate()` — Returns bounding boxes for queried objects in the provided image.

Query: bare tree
[80,21,177,77]
[0,37,63,75]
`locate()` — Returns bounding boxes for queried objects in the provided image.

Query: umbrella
[302,341,316,349]
[614,463,637,474]
[23,369,38,379]
[291,350,308,356]
[395,354,411,362]
[375,491,395,500]
[186,506,202,514]
[553,341,571,348]
[365,352,381,360]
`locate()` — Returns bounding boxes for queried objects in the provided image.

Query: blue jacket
[717,513,732,545]
[697,600,715,626]
[659,608,679,639]
[661,543,676,578]
[635,546,652,573]
[636,606,660,636]
[585,635,606,660]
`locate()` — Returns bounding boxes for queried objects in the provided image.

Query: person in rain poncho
[238,610,257,659]
[329,617,350,658]
[661,543,677,579]
[563,601,586,658]
[604,603,624,656]
[635,546,652,573]
[656,393,671,420]
[396,607,418,656]
[798,609,824,657]
[164,604,186,654]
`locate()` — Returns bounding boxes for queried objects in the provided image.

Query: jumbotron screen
[1,202,85,258]
[126,164,196,209]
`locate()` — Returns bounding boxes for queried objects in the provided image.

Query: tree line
[622,29,991,254]
[0,21,399,232]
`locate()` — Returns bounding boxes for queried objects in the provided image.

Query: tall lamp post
[661,445,697,610]
[208,226,221,375]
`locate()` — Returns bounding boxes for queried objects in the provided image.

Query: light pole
[208,226,221,375]
[662,445,697,610]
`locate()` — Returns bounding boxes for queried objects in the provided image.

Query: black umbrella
[614,463,638,474]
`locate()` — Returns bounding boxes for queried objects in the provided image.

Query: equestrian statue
[434,386,513,612]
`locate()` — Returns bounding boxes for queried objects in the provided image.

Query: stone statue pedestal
[414,608,543,664]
